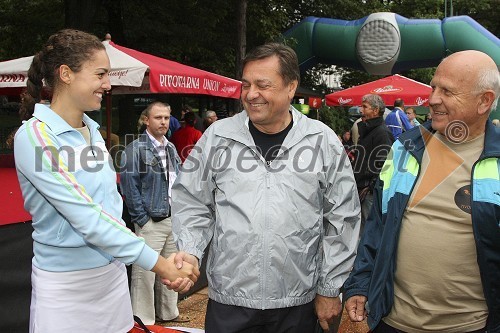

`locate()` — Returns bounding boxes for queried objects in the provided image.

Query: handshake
[152,251,200,294]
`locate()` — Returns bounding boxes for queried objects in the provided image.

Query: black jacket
[353,117,394,189]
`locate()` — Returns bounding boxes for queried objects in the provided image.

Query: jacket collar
[212,106,322,148]
[402,119,500,161]
[33,103,99,135]
[481,119,500,158]
[138,131,177,159]
[359,116,384,137]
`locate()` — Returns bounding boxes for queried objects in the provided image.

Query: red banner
[308,97,322,109]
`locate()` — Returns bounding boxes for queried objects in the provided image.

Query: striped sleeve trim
[27,119,139,238]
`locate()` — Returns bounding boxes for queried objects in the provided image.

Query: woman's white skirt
[30,261,133,333]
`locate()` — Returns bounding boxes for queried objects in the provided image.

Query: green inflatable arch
[284,12,500,117]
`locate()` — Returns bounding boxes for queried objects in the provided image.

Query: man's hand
[164,277,194,294]
[345,295,367,322]
[163,251,199,293]
[153,253,199,293]
[314,295,342,331]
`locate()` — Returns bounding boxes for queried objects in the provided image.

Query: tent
[325,74,431,107]
[0,40,241,98]
[0,39,242,145]
[102,40,241,98]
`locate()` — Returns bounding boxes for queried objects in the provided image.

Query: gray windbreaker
[172,107,361,309]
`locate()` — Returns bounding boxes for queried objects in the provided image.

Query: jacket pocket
[141,149,160,170]
[282,229,320,297]
[56,218,67,240]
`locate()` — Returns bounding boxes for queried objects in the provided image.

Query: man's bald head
[429,50,499,139]
[440,50,499,102]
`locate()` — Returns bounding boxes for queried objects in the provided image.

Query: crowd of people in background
[384,98,413,139]
[404,106,420,126]
[133,103,233,165]
[171,110,202,162]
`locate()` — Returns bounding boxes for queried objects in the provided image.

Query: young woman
[14,29,198,333]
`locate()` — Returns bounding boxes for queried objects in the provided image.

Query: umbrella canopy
[105,41,241,98]
[0,44,147,90]
[0,40,242,147]
[0,40,241,99]
[0,56,34,95]
[326,74,431,107]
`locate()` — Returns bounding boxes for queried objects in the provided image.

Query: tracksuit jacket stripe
[27,119,136,236]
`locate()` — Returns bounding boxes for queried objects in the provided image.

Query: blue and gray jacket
[343,120,500,332]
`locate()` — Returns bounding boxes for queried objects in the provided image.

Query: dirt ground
[158,287,370,333]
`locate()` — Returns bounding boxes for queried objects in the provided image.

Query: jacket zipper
[261,165,271,309]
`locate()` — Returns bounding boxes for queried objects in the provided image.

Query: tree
[101,0,127,45]
[317,105,351,133]
[0,0,64,59]
[236,0,247,80]
[64,0,101,31]
[1,0,496,68]
[0,0,497,98]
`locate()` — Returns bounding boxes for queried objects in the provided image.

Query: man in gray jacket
[169,43,361,332]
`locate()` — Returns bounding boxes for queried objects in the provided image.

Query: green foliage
[0,0,497,89]
[317,105,351,134]
[300,65,335,95]
[402,67,435,86]
[338,68,381,89]
[117,0,237,77]
[0,0,64,59]
[338,66,435,91]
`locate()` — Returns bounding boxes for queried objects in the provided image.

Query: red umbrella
[107,41,241,98]
[326,74,431,107]
[0,40,242,146]
[0,40,241,99]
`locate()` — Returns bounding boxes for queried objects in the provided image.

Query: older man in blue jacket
[344,51,500,333]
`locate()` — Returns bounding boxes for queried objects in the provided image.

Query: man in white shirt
[120,102,188,325]
[405,106,420,126]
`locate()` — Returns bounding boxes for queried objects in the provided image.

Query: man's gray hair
[476,68,500,112]
[362,94,385,116]
[205,110,217,118]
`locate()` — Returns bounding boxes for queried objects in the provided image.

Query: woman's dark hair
[242,42,300,86]
[183,111,196,126]
[22,29,105,118]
